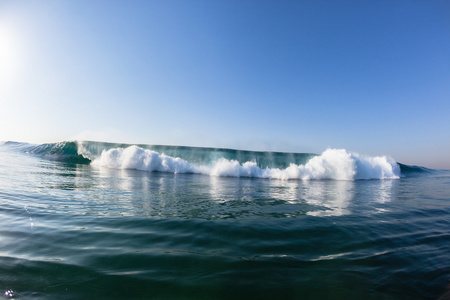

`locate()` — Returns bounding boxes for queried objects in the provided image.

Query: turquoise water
[0,141,449,299]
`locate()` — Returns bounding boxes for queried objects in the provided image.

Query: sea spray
[92,146,400,180]
[92,145,194,173]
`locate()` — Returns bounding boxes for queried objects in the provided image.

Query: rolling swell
[22,141,91,164]
[398,163,434,174]
[3,140,429,180]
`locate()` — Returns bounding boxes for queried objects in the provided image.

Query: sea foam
[92,146,400,180]
[92,145,194,173]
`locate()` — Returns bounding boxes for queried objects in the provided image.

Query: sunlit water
[0,146,449,299]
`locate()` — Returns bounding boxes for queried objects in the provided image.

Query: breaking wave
[91,145,400,180]
[1,140,417,180]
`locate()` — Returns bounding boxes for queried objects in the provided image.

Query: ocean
[0,141,449,299]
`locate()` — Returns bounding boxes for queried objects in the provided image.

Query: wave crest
[92,145,194,173]
[93,146,400,180]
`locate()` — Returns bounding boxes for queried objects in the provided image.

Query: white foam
[92,146,400,180]
[92,145,194,173]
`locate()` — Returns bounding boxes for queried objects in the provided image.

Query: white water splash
[92,146,400,180]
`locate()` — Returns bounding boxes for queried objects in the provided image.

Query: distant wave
[2,140,431,180]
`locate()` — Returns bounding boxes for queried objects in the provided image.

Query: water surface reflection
[27,160,401,219]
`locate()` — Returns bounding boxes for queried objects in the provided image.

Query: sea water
[0,141,449,299]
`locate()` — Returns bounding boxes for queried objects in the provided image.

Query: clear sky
[0,0,449,168]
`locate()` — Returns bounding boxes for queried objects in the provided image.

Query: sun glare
[0,23,24,86]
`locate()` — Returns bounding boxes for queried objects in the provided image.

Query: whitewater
[17,140,401,180]
[91,145,400,180]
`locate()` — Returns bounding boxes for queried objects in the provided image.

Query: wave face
[2,140,408,180]
[397,163,434,174]
[3,141,91,164]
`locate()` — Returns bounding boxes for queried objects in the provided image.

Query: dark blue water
[0,143,449,299]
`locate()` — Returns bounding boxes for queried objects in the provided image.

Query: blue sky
[0,0,449,168]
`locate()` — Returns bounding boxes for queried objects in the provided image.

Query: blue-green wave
[5,141,91,164]
[1,140,434,179]
[4,141,314,169]
[397,163,434,174]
